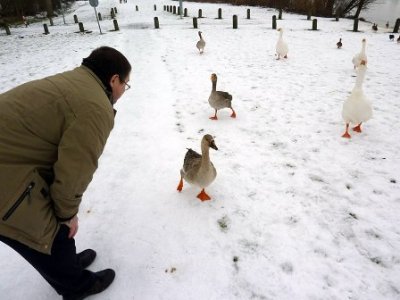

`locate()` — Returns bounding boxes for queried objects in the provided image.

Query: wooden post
[353,18,359,32]
[272,15,277,29]
[184,8,188,17]
[247,9,250,20]
[49,17,54,26]
[193,17,198,29]
[111,9,115,19]
[218,8,222,19]
[307,13,311,20]
[154,4,157,11]
[312,18,317,30]
[113,19,119,31]
[98,12,102,21]
[278,9,282,20]
[173,6,176,14]
[78,22,84,33]
[136,5,138,11]
[394,18,400,33]
[198,9,202,18]
[154,17,159,29]
[233,15,238,29]
[178,7,181,15]
[73,14,78,23]
[43,23,49,34]
[114,7,117,14]
[4,24,11,35]
[163,5,166,11]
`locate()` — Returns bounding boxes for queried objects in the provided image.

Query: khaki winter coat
[0,66,115,254]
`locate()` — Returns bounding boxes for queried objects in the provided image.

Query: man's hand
[64,215,79,239]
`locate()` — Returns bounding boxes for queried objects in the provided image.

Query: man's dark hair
[82,46,132,93]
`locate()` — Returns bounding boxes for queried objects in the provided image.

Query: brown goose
[196,31,206,54]
[208,73,236,120]
[336,38,342,49]
[177,135,218,201]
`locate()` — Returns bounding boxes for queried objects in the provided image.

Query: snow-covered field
[1,0,400,299]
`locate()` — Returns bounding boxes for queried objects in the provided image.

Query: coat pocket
[1,169,54,241]
[2,182,35,221]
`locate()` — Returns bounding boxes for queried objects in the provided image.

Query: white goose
[352,38,367,69]
[177,134,218,201]
[196,31,206,54]
[276,28,288,59]
[341,60,372,138]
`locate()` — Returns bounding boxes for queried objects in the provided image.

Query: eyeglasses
[121,79,131,91]
[118,75,131,91]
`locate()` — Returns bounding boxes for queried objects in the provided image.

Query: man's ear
[109,74,119,88]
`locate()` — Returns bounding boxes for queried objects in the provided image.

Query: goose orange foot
[230,110,236,118]
[177,178,183,192]
[197,189,211,201]
[342,132,351,138]
[352,125,362,132]
[209,116,218,120]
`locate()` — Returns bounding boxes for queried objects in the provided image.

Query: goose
[196,31,206,54]
[341,60,372,138]
[208,73,236,120]
[352,38,367,69]
[372,23,378,31]
[389,34,395,41]
[276,28,289,59]
[177,134,218,201]
[336,38,342,49]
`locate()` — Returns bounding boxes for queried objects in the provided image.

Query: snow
[1,0,400,299]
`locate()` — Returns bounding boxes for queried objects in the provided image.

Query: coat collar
[80,65,116,110]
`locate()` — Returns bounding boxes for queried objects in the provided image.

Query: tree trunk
[354,0,365,19]
[45,0,53,17]
[325,0,334,17]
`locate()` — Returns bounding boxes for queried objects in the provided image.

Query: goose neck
[200,144,211,166]
[361,43,366,53]
[355,66,366,89]
[212,80,217,92]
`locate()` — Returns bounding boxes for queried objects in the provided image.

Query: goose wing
[209,90,233,109]
[183,148,202,173]
[217,91,232,100]
[196,40,205,50]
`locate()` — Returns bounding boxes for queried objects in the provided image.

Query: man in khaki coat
[0,46,131,300]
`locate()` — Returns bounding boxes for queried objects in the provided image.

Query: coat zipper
[2,182,35,221]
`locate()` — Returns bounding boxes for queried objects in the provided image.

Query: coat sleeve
[50,107,114,220]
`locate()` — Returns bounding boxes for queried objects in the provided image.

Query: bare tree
[335,0,378,18]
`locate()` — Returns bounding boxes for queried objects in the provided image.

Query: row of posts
[2,9,400,35]
[164,6,400,32]
[164,4,188,17]
[10,16,400,34]
[163,7,272,20]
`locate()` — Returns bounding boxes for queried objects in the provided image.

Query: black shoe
[77,249,96,269]
[63,269,115,300]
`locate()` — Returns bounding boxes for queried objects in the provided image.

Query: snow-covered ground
[1,0,400,299]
